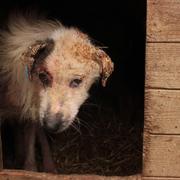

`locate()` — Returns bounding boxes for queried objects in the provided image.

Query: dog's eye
[69,79,82,88]
[39,71,51,86]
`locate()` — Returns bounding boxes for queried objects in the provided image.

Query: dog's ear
[93,49,114,87]
[22,39,55,80]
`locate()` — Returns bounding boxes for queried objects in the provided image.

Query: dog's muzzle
[42,113,71,133]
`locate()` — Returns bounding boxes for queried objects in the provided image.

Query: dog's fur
[0,14,113,171]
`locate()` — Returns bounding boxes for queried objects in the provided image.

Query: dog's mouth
[42,117,74,133]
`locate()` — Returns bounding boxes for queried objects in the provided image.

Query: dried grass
[50,97,143,176]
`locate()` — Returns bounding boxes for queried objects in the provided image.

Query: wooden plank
[147,0,180,42]
[145,89,180,134]
[143,177,180,180]
[143,134,180,177]
[0,170,142,180]
[145,43,180,89]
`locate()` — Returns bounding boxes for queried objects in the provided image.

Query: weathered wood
[143,177,180,180]
[147,0,180,42]
[145,43,180,89]
[0,170,141,180]
[145,0,180,179]
[145,89,180,134]
[143,134,180,177]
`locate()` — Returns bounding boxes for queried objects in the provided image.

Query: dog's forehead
[52,29,96,60]
[70,41,94,60]
[46,34,99,76]
[45,49,99,80]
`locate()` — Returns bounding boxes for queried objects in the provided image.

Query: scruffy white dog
[0,14,113,172]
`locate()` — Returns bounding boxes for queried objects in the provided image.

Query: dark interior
[0,0,146,176]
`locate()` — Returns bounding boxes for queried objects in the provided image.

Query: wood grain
[147,0,180,42]
[145,43,180,89]
[145,0,180,179]
[143,134,180,177]
[0,170,141,180]
[143,177,180,180]
[145,89,180,134]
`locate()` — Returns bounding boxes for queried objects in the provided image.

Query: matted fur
[0,15,62,120]
[0,14,113,129]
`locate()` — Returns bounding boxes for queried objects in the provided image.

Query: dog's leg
[23,122,37,171]
[14,123,25,169]
[37,126,57,173]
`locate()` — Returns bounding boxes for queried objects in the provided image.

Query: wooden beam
[147,0,180,42]
[0,170,142,180]
[145,43,180,89]
[143,177,180,180]
[145,89,180,134]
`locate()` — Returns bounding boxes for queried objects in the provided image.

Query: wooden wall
[143,0,180,179]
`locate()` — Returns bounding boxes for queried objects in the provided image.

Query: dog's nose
[43,113,68,133]
[43,120,60,133]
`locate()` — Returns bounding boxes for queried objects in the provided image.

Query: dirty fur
[0,14,113,127]
[0,13,114,172]
[0,16,62,120]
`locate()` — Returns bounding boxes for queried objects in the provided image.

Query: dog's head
[23,28,114,133]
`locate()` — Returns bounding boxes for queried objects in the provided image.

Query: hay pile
[50,97,143,176]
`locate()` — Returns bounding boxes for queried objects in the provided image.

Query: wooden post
[143,0,180,179]
[0,126,3,170]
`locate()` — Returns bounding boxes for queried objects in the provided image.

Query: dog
[0,14,114,172]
